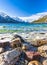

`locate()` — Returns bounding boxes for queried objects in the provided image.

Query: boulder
[0,47,22,65]
[38,44,47,58]
[28,60,42,65]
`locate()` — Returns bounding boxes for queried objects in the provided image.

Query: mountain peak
[0,12,7,17]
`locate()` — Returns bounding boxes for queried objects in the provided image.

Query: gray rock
[0,47,22,65]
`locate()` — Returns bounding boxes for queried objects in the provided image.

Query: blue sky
[0,0,47,17]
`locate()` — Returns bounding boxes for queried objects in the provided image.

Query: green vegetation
[33,15,47,23]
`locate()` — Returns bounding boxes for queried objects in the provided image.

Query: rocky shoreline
[0,32,47,65]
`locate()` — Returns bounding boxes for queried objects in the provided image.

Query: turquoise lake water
[0,23,47,33]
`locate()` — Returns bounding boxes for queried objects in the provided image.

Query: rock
[0,61,8,65]
[38,44,47,58]
[25,51,40,61]
[31,39,47,47]
[0,47,22,65]
[13,34,25,42]
[0,47,4,54]
[0,42,10,48]
[43,59,47,65]
[28,60,42,65]
[10,38,22,48]
[22,43,29,50]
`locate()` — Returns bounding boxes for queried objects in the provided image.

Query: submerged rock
[28,60,42,65]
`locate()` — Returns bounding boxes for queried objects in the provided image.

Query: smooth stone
[38,44,47,58]
[28,60,42,65]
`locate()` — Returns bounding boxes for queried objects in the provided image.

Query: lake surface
[0,23,47,33]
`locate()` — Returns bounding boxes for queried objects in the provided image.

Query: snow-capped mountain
[0,12,47,23]
[19,12,47,23]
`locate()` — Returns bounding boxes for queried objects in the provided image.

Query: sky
[0,0,47,17]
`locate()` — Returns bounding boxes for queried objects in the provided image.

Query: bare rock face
[0,47,4,54]
[30,39,47,47]
[0,47,22,65]
[28,60,42,65]
[38,44,47,58]
[25,51,40,61]
[10,38,22,48]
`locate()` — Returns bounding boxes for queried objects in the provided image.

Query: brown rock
[25,51,40,61]
[38,45,47,58]
[10,38,22,48]
[28,60,42,65]
[31,39,47,47]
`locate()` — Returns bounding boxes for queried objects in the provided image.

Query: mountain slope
[33,15,47,23]
[0,12,23,23]
[19,12,47,23]
[0,12,47,23]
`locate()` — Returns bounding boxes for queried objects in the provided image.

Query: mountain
[0,12,23,23]
[0,12,47,23]
[33,15,47,23]
[19,12,47,23]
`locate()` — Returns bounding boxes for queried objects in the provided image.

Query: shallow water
[0,23,47,33]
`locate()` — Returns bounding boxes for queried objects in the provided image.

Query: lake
[0,23,47,33]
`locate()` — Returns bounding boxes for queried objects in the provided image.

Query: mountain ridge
[0,12,47,23]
